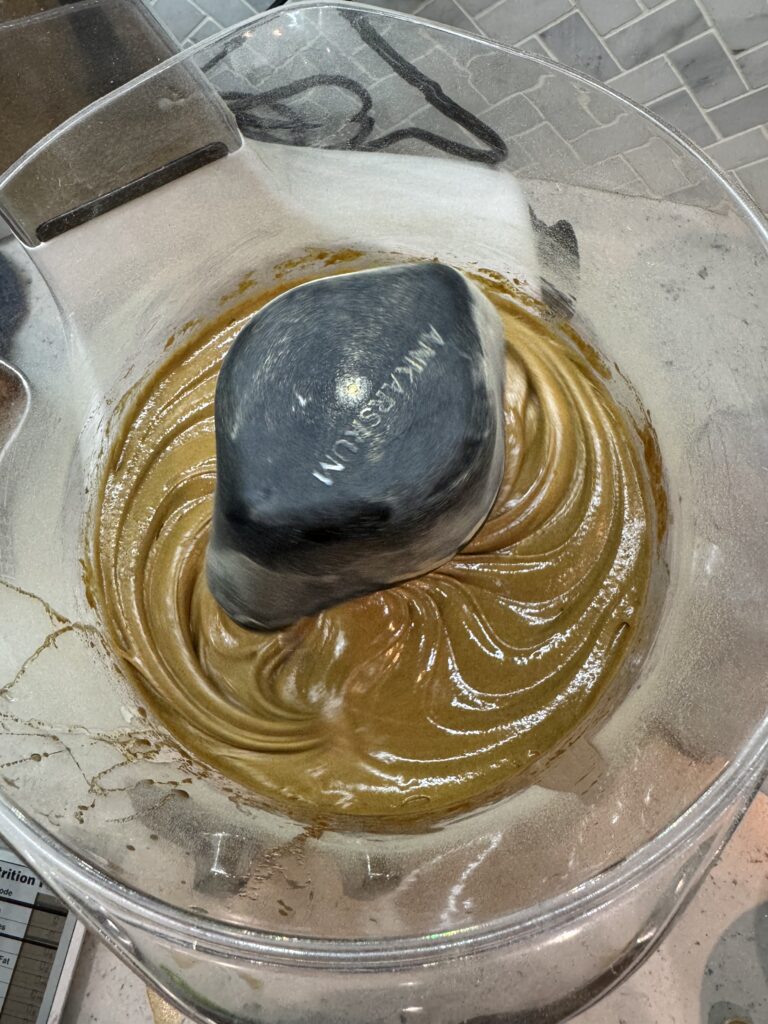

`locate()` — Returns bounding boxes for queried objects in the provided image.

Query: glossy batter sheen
[91,270,655,823]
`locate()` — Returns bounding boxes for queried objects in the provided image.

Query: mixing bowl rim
[0,0,767,259]
[1,0,768,966]
[0,727,766,966]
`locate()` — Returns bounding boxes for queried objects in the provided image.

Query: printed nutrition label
[0,849,67,1023]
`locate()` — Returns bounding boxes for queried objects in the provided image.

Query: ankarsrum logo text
[313,325,446,486]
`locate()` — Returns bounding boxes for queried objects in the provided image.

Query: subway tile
[404,44,487,107]
[194,0,253,28]
[624,137,691,195]
[562,153,640,188]
[708,85,768,136]
[584,155,639,187]
[619,174,651,196]
[516,122,576,170]
[378,0,426,12]
[408,101,521,154]
[453,0,496,15]
[540,13,620,81]
[738,42,768,90]
[388,102,430,134]
[582,88,625,125]
[737,157,768,210]
[188,16,218,42]
[475,0,571,47]
[608,56,682,104]
[669,32,746,108]
[649,89,717,146]
[607,0,707,71]
[482,92,543,135]
[666,177,730,209]
[204,64,254,93]
[704,128,768,170]
[266,46,330,83]
[525,74,598,140]
[515,37,549,58]
[580,0,641,35]
[415,0,477,32]
[406,98,531,166]
[494,134,529,170]
[372,21,435,62]
[467,47,548,104]
[700,0,768,54]
[152,0,205,40]
[370,46,476,121]
[571,110,651,162]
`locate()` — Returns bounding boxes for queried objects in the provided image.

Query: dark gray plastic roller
[207,262,506,629]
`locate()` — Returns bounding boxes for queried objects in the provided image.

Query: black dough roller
[207,262,507,630]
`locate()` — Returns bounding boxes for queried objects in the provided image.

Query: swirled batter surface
[91,269,655,822]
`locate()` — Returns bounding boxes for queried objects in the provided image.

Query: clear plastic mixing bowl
[0,4,767,1022]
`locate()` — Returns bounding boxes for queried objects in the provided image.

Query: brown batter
[90,266,656,824]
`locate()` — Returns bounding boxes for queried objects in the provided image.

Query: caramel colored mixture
[91,271,655,823]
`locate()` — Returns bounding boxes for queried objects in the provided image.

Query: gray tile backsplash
[539,12,620,81]
[705,127,768,169]
[737,157,768,209]
[578,0,640,36]
[468,49,548,101]
[649,88,717,145]
[188,16,219,42]
[143,0,268,43]
[467,46,547,99]
[608,56,682,104]
[571,110,651,162]
[192,0,255,25]
[607,0,707,70]
[624,137,692,194]
[482,93,543,134]
[708,85,768,136]
[738,41,768,89]
[667,32,745,108]
[700,0,768,53]
[416,0,476,32]
[524,74,600,139]
[143,0,768,213]
[152,0,205,40]
[474,0,571,45]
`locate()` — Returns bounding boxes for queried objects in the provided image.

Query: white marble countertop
[58,793,768,1024]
